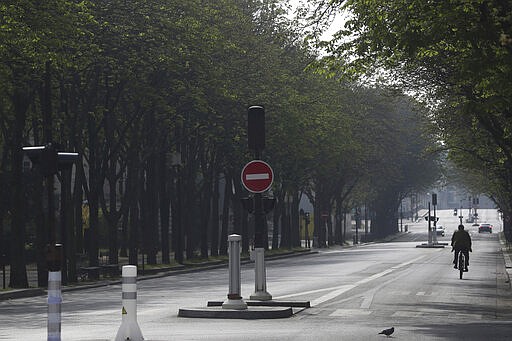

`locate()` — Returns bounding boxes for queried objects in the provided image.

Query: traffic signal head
[23,144,79,176]
[248,106,265,151]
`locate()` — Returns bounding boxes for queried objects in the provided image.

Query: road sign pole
[428,202,432,245]
[433,200,438,244]
[246,106,273,301]
[250,192,272,301]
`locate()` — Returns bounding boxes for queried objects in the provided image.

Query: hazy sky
[288,0,347,40]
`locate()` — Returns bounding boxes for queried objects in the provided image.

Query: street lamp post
[304,212,310,248]
[23,144,79,341]
[171,152,183,264]
[400,201,403,232]
[432,193,438,244]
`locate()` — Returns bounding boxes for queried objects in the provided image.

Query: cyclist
[451,224,472,271]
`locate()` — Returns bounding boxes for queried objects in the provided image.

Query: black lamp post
[22,144,79,281]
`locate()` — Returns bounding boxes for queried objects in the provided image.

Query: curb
[178,306,294,319]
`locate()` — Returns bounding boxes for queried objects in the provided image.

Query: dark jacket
[451,229,472,249]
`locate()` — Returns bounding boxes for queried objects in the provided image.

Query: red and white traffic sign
[241,160,274,193]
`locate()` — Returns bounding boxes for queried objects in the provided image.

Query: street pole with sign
[243,106,274,301]
[432,193,438,244]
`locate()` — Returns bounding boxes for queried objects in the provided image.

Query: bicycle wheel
[459,252,464,279]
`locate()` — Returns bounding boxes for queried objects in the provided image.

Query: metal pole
[305,214,310,248]
[0,254,7,289]
[433,201,438,244]
[250,192,272,301]
[223,234,247,310]
[47,244,62,341]
[47,270,62,341]
[428,202,432,245]
[400,202,403,232]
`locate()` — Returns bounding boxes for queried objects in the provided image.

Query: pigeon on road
[378,327,394,337]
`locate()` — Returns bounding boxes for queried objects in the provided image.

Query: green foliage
[313,0,512,218]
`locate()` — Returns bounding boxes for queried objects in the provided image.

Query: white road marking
[330,309,372,317]
[360,295,373,309]
[275,255,427,307]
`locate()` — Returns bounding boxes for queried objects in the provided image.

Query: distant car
[478,223,493,233]
[436,225,445,236]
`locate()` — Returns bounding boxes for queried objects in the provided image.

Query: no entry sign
[241,160,273,193]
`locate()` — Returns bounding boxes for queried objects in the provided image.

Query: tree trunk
[159,154,171,263]
[210,173,220,256]
[219,174,231,256]
[9,89,29,288]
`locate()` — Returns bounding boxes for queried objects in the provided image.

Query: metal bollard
[114,265,143,341]
[222,234,247,310]
[250,247,272,301]
[47,271,62,341]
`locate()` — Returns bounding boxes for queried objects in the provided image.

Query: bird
[378,327,394,337]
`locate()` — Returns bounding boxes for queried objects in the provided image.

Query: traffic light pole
[433,201,438,244]
[23,144,78,341]
[247,106,272,301]
[428,202,432,245]
[250,152,272,301]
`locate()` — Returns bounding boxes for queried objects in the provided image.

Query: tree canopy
[308,0,512,238]
[0,0,441,287]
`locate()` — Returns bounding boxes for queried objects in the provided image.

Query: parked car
[436,225,445,236]
[478,223,493,233]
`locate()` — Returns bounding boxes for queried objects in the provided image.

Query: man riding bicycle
[451,224,472,271]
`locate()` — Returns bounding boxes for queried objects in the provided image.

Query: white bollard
[250,248,272,301]
[222,234,247,310]
[47,271,62,341]
[114,265,143,341]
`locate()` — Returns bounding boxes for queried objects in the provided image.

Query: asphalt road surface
[1,209,511,340]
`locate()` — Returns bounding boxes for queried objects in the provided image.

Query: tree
[309,0,512,239]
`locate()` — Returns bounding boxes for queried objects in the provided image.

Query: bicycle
[456,249,468,279]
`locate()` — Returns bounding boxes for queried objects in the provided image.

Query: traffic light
[240,197,254,214]
[23,144,79,176]
[263,197,275,213]
[240,196,275,214]
[248,106,265,151]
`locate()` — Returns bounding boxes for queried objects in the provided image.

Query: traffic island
[178,306,293,319]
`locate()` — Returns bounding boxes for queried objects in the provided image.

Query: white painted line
[246,173,269,180]
[276,255,427,307]
[360,295,373,309]
[310,285,356,307]
[275,284,353,300]
[330,309,372,317]
[416,291,425,296]
[392,311,422,317]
